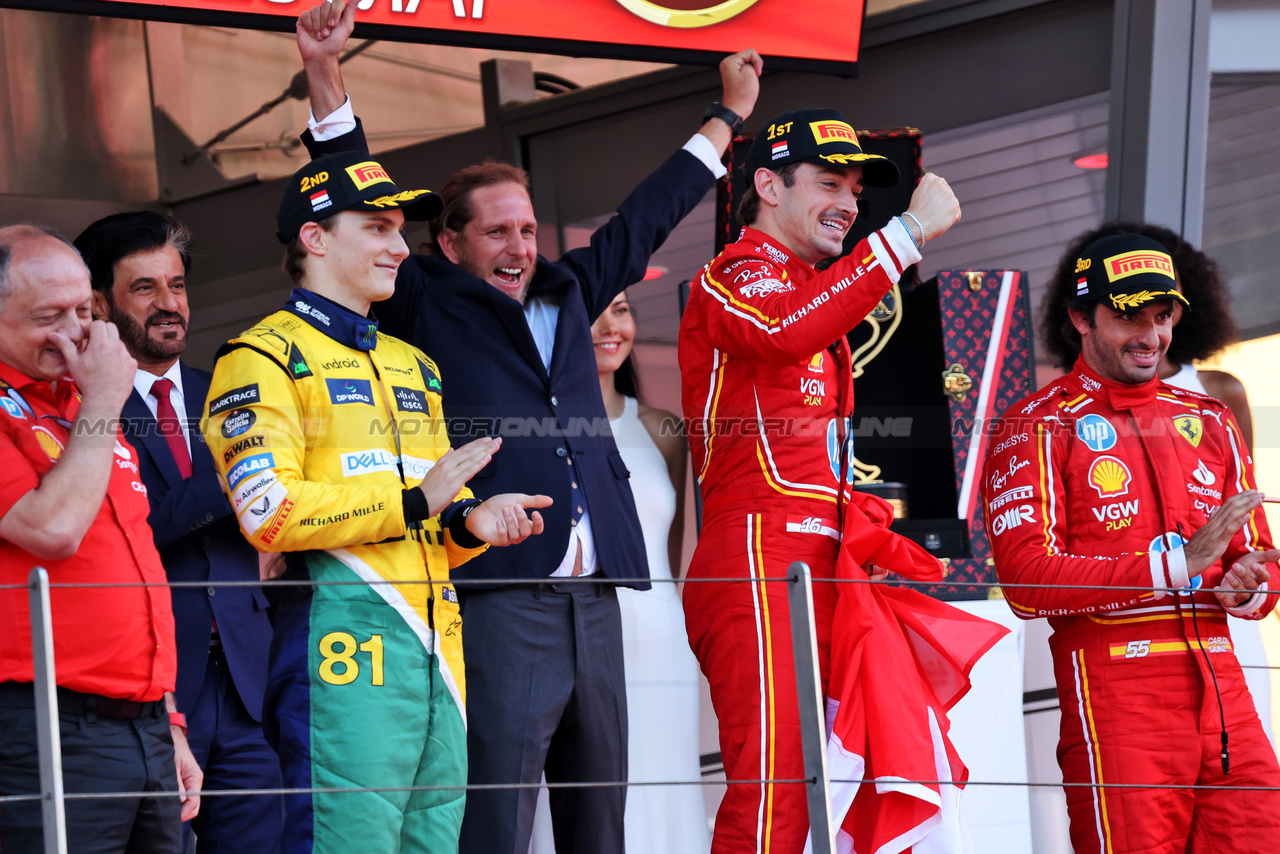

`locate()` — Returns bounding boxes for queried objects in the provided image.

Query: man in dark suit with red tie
[77,212,282,853]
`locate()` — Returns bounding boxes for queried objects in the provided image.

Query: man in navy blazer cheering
[78,212,283,853]
[295,4,761,852]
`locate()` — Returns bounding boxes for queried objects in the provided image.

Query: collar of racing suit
[282,287,380,351]
[737,227,817,282]
[1070,356,1159,411]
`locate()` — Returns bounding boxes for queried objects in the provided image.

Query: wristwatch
[703,102,745,134]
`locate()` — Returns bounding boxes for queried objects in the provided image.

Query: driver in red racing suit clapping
[984,232,1280,854]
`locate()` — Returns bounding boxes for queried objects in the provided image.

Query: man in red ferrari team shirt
[0,225,199,851]
[984,232,1280,853]
[678,109,960,853]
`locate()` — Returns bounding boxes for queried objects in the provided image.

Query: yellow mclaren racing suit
[202,287,485,854]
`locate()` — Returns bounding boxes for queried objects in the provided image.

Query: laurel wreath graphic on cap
[365,189,431,208]
[819,152,871,165]
[1109,289,1177,311]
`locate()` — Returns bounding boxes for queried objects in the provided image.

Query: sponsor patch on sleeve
[231,470,279,515]
[239,480,289,535]
[222,434,268,465]
[226,452,275,490]
[209,384,260,416]
[220,408,256,438]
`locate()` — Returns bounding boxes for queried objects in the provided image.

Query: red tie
[150,378,192,479]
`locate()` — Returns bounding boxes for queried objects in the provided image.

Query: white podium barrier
[946,599,1034,854]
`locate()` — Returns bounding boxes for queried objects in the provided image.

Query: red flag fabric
[810,492,1008,854]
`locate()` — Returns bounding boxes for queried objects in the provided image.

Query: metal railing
[14,564,1280,854]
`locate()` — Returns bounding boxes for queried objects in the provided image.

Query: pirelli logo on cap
[1104,250,1175,283]
[345,161,393,191]
[809,120,859,146]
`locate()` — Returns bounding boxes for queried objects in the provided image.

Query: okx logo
[326,378,374,406]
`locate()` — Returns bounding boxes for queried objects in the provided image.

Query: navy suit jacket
[121,363,271,720]
[304,122,715,587]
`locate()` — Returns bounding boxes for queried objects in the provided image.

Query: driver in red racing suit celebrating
[679,108,961,853]
[984,232,1280,854]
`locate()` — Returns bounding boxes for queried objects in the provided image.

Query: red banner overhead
[22,0,865,74]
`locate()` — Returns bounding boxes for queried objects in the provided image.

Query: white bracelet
[902,211,926,246]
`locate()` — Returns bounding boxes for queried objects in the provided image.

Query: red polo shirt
[0,361,176,702]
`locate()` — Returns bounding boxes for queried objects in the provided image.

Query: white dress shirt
[133,361,192,459]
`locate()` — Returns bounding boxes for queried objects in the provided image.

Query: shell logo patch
[1172,414,1202,448]
[1089,455,1132,498]
[32,426,64,462]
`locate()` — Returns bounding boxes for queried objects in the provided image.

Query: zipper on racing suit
[367,354,438,641]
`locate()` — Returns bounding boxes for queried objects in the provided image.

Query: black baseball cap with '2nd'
[276,151,444,243]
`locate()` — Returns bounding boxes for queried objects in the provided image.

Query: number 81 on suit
[319,631,385,686]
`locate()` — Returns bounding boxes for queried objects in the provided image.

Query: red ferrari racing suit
[679,221,921,853]
[984,358,1280,854]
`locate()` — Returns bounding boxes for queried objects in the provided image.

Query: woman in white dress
[530,291,709,853]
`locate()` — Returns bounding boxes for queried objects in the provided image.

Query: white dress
[1164,363,1273,743]
[530,396,709,853]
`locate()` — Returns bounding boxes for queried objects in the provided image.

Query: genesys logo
[394,386,428,413]
[227,452,275,490]
[991,433,1029,457]
[325,378,374,406]
[209,384,259,416]
[221,408,255,438]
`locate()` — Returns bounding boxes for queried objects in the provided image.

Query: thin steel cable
[21,576,1280,599]
[6,776,1280,806]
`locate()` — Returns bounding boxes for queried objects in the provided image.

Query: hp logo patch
[1076,413,1117,452]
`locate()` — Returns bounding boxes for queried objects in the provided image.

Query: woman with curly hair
[1040,221,1254,448]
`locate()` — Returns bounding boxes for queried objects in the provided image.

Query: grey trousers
[458,582,628,854]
